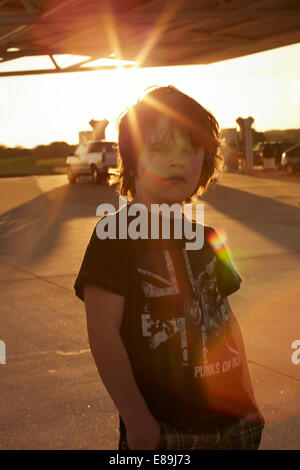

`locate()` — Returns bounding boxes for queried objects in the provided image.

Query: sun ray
[126,105,144,163]
[136,0,183,67]
[142,92,217,152]
[102,1,123,61]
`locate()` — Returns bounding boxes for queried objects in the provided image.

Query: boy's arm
[83,284,160,450]
[223,297,259,409]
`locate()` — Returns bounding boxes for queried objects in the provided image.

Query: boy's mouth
[165,175,186,182]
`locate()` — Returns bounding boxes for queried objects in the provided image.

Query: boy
[74,86,265,450]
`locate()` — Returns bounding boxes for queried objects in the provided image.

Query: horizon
[1,126,299,150]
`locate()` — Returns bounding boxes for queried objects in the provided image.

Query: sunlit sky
[1,42,300,148]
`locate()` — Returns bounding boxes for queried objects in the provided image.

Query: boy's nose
[168,151,188,169]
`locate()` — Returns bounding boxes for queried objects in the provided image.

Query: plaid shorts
[118,411,265,451]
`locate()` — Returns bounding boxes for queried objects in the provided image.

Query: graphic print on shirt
[138,250,189,365]
[137,248,230,369]
[183,251,228,332]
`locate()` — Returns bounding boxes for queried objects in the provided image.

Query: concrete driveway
[0,171,299,449]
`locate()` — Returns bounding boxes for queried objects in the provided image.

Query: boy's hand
[126,417,161,450]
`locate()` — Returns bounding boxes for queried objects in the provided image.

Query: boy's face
[134,116,204,207]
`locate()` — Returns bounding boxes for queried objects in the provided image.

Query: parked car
[272,141,296,168]
[66,140,118,184]
[253,141,296,168]
[281,144,300,175]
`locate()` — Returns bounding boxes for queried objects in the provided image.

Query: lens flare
[103,1,122,62]
[207,228,229,262]
[135,0,183,67]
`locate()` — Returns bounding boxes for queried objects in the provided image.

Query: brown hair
[110,85,224,202]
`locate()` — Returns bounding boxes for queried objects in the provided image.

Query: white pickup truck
[66,140,118,184]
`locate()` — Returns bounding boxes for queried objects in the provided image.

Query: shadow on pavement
[201,183,300,255]
[0,177,120,266]
[0,175,299,268]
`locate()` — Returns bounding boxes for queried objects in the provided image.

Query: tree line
[0,141,77,159]
[0,128,299,159]
[252,129,300,145]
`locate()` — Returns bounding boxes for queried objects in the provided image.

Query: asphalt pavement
[0,170,299,449]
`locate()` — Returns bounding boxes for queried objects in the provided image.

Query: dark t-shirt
[74,204,258,432]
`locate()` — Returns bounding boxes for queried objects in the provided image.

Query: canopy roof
[0,0,300,76]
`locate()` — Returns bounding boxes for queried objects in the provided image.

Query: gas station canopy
[1,0,300,77]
